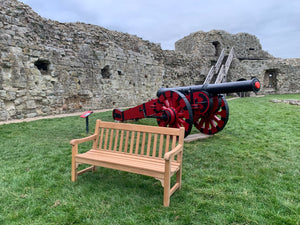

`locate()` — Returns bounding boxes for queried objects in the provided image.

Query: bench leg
[71,145,78,182]
[164,161,171,207]
[71,162,78,182]
[163,164,182,206]
[176,167,182,189]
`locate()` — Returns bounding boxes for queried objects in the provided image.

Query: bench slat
[104,128,109,150]
[153,133,158,157]
[124,130,129,153]
[165,135,170,154]
[109,129,114,150]
[158,134,164,158]
[146,133,152,156]
[141,132,146,155]
[99,128,104,149]
[129,131,135,154]
[76,150,180,175]
[135,131,140,154]
[113,129,119,151]
[119,130,124,152]
[99,121,182,136]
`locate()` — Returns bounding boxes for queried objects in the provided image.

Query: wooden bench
[70,119,185,207]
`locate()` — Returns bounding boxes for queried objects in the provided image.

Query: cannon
[113,78,261,137]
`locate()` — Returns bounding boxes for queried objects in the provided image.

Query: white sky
[20,0,300,59]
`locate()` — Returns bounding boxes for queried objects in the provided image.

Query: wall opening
[34,59,50,74]
[210,60,217,66]
[264,69,278,89]
[101,65,112,79]
[212,41,221,56]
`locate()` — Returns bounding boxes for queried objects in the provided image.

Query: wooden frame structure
[70,120,185,207]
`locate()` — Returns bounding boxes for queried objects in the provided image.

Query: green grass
[0,94,299,225]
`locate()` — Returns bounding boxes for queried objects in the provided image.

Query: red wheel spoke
[209,119,217,129]
[177,112,184,118]
[178,118,190,131]
[175,104,183,113]
[216,110,227,117]
[198,118,205,129]
[212,115,221,123]
[163,99,170,108]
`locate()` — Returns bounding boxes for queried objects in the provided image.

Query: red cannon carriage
[113,78,261,137]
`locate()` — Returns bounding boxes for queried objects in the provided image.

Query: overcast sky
[20,0,300,59]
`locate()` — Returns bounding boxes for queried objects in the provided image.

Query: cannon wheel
[156,90,193,137]
[194,96,229,135]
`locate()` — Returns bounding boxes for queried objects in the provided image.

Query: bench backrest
[92,120,185,160]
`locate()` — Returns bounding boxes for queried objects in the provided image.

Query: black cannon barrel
[157,78,261,96]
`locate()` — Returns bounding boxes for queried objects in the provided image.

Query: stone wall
[0,0,299,121]
[0,0,165,120]
[175,30,300,96]
[175,30,273,59]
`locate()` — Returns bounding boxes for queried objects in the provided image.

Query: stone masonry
[0,0,299,121]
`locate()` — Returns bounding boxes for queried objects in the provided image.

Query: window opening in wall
[34,59,50,73]
[101,65,111,79]
[264,69,278,89]
[212,41,221,56]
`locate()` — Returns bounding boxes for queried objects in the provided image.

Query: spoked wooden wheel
[156,90,193,137]
[194,96,229,135]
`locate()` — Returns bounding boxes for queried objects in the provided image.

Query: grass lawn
[0,94,299,224]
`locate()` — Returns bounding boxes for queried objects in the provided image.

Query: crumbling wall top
[175,30,274,60]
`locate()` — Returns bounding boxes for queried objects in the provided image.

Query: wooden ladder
[204,47,235,84]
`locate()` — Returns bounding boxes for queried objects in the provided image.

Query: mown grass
[0,94,299,224]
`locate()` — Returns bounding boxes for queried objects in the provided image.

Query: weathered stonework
[175,30,300,96]
[175,30,273,59]
[0,0,299,121]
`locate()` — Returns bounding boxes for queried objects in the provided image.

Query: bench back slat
[99,127,104,150]
[129,131,135,154]
[153,134,158,157]
[135,131,141,154]
[124,130,130,152]
[104,128,109,150]
[119,130,124,152]
[95,120,184,160]
[141,132,146,155]
[109,129,114,150]
[146,133,152,156]
[114,129,119,151]
[165,135,170,154]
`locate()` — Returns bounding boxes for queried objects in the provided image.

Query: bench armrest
[70,134,98,146]
[164,144,183,161]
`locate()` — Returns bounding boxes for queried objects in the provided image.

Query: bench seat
[76,149,181,179]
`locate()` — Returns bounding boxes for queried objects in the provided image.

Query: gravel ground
[0,108,114,125]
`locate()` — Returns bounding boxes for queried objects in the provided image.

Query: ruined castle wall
[0,0,299,122]
[0,0,165,120]
[175,30,300,96]
[229,58,300,95]
[175,30,273,60]
[0,0,209,121]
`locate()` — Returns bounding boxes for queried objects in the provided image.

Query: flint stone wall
[0,0,299,121]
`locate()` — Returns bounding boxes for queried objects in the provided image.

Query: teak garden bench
[70,120,185,207]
